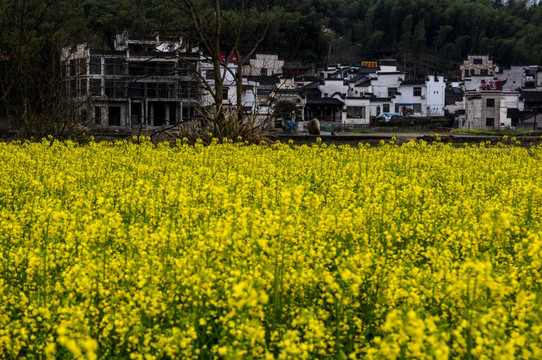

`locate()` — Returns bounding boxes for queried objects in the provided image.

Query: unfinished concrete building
[61,32,201,128]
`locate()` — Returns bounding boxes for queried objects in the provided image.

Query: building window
[157,83,169,98]
[79,79,87,96]
[413,103,422,113]
[413,87,422,96]
[95,107,102,125]
[146,83,156,98]
[481,69,488,76]
[178,62,196,78]
[486,98,495,107]
[155,62,174,76]
[128,82,144,97]
[105,80,125,98]
[222,87,229,101]
[108,106,121,126]
[129,61,146,76]
[388,87,398,97]
[105,58,125,75]
[68,60,76,77]
[486,118,495,127]
[346,106,366,119]
[473,58,483,65]
[90,56,102,74]
[169,103,177,125]
[90,79,101,96]
[383,104,390,112]
[261,68,268,76]
[206,70,215,79]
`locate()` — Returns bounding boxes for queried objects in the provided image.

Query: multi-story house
[302,67,371,125]
[461,88,521,130]
[243,54,284,77]
[454,55,522,130]
[460,55,496,80]
[61,32,201,127]
[199,61,260,115]
[393,75,446,117]
[367,61,445,118]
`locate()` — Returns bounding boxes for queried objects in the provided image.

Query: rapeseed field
[1,137,541,359]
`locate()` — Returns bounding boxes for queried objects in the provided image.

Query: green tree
[273,100,300,120]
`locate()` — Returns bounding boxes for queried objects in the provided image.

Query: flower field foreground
[1,137,542,360]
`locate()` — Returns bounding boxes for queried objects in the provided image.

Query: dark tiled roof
[520,91,542,102]
[306,97,344,105]
[401,79,425,86]
[445,87,464,105]
[356,79,371,87]
[302,81,320,90]
[370,97,392,102]
[283,62,313,70]
[245,75,280,86]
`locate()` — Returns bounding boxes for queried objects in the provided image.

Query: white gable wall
[426,75,446,117]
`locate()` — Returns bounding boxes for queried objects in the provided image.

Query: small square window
[486,118,494,127]
[486,99,495,107]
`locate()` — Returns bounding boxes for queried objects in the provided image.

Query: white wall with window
[343,98,370,125]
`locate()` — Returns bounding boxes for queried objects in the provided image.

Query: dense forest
[2,0,542,133]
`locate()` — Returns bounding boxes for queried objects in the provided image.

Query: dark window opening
[94,106,101,125]
[79,79,87,96]
[108,106,121,126]
[486,98,495,107]
[128,82,145,97]
[129,62,146,76]
[152,102,166,126]
[157,83,169,98]
[486,118,495,127]
[106,80,125,98]
[388,87,398,97]
[90,56,101,74]
[131,102,142,126]
[147,83,156,98]
[90,79,101,96]
[68,60,76,76]
[169,103,177,125]
[105,58,125,75]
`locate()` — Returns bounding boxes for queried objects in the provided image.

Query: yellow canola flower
[1,139,542,358]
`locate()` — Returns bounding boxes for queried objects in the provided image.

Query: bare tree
[168,0,268,126]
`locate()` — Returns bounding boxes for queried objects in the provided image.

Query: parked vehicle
[376,113,403,123]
